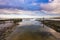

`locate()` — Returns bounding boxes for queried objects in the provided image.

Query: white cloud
[0,0,60,14]
[40,0,60,14]
[0,9,38,16]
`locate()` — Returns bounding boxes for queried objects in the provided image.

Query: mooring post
[43,17,44,28]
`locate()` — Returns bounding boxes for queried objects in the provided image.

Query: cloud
[40,0,60,14]
[0,0,51,10]
[0,9,37,15]
[0,0,60,14]
[0,0,7,5]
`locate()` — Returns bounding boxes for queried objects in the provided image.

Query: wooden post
[43,17,44,28]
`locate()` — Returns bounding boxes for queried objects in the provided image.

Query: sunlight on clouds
[0,0,60,14]
[0,9,37,15]
[40,0,60,14]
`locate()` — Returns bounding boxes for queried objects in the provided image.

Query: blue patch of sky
[20,0,52,10]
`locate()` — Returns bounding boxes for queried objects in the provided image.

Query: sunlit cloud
[0,0,60,14]
[0,9,37,15]
[40,0,60,14]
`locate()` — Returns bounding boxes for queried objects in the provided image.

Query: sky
[0,0,60,14]
[0,0,52,9]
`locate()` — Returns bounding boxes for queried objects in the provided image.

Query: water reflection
[6,20,56,40]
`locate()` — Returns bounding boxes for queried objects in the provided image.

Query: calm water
[5,20,57,40]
